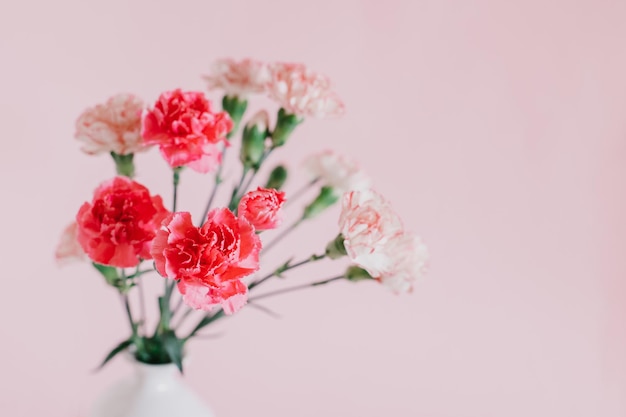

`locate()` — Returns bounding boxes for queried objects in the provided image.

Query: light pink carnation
[339,189,404,277]
[75,93,145,155]
[378,233,430,293]
[55,222,85,264]
[267,62,345,118]
[304,150,370,193]
[203,58,269,97]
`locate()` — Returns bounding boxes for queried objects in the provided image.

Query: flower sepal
[222,95,248,137]
[303,186,339,220]
[110,152,135,178]
[271,108,302,148]
[241,111,269,170]
[92,262,135,293]
[265,165,288,190]
[345,266,374,282]
[325,234,347,259]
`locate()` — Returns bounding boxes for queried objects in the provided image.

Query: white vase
[90,359,215,417]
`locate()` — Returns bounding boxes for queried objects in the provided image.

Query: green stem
[229,166,250,211]
[261,218,303,254]
[137,273,147,335]
[172,168,181,212]
[186,309,226,340]
[241,150,273,196]
[240,169,258,196]
[172,306,195,329]
[230,149,274,212]
[120,293,136,336]
[284,178,320,207]
[199,145,228,225]
[248,253,326,291]
[161,167,181,332]
[171,296,185,320]
[127,269,156,279]
[184,254,327,340]
[248,275,344,302]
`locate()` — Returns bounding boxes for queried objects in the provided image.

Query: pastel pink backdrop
[1,0,625,416]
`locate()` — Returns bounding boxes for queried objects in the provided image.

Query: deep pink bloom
[267,62,345,118]
[238,187,286,231]
[151,209,261,314]
[203,58,269,97]
[76,177,169,268]
[75,93,145,155]
[55,222,85,264]
[141,90,233,173]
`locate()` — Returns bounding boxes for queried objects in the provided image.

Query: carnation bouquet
[56,59,429,378]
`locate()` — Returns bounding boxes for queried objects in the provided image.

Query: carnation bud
[240,110,269,169]
[271,108,302,148]
[302,186,338,220]
[325,234,347,259]
[344,266,374,282]
[222,95,248,137]
[265,165,288,190]
[110,152,135,178]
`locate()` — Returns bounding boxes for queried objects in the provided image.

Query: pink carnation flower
[141,90,233,173]
[75,93,145,155]
[55,222,85,264]
[203,58,270,97]
[238,187,286,231]
[267,62,345,118]
[378,233,430,293]
[151,209,261,315]
[339,189,404,277]
[304,150,370,193]
[76,176,169,268]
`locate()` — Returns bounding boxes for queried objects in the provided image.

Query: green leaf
[97,339,132,370]
[275,258,294,277]
[187,309,225,339]
[162,331,184,373]
[92,262,121,287]
[157,296,172,333]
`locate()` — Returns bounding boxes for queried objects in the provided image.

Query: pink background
[1,0,625,416]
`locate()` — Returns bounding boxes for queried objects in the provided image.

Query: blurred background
[1,0,625,416]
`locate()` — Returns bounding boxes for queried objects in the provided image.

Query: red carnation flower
[76,176,169,268]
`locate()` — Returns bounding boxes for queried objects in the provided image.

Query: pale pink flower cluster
[304,150,370,193]
[205,59,345,118]
[75,93,145,155]
[55,222,85,264]
[203,58,270,97]
[378,233,429,293]
[339,189,429,293]
[266,62,345,118]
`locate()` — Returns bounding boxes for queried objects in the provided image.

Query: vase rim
[124,351,191,369]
